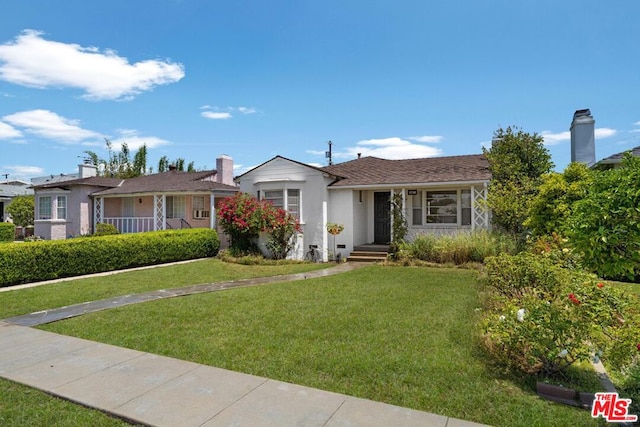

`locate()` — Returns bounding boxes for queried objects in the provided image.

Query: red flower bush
[217,192,301,258]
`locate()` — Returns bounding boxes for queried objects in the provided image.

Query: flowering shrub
[326,222,344,235]
[480,252,640,376]
[263,205,301,260]
[217,192,301,258]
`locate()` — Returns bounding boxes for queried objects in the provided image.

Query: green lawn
[39,265,598,427]
[0,258,328,319]
[0,378,130,426]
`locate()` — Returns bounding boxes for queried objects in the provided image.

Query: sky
[1,1,639,181]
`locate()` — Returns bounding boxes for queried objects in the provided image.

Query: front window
[56,196,67,220]
[426,191,457,224]
[264,190,284,209]
[287,189,300,219]
[263,189,301,220]
[192,195,210,218]
[39,196,52,220]
[412,191,423,226]
[166,196,186,219]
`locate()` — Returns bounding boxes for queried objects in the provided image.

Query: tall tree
[84,139,147,178]
[157,156,170,172]
[483,127,553,241]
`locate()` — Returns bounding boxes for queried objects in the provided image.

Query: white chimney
[78,163,97,178]
[216,155,234,186]
[570,109,596,167]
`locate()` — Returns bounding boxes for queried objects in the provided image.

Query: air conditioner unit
[193,210,210,219]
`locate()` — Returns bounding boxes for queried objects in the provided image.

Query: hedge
[0,223,15,242]
[0,228,220,287]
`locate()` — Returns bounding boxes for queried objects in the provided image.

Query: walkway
[0,263,490,427]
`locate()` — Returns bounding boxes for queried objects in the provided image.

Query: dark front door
[374,192,391,244]
[0,202,4,222]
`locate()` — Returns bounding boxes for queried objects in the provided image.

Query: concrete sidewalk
[0,322,488,427]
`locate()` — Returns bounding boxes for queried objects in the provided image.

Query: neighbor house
[236,154,491,261]
[31,155,238,241]
[0,179,33,223]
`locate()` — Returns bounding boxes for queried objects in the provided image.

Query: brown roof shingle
[321,155,490,187]
[93,170,237,195]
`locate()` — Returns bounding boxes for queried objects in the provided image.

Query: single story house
[31,155,238,241]
[236,154,491,261]
[0,179,33,223]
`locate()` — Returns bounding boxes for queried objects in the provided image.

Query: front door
[374,192,391,244]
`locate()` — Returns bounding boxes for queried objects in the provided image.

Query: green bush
[569,154,640,282]
[480,252,640,377]
[0,223,15,242]
[0,228,220,287]
[93,222,120,236]
[403,231,517,265]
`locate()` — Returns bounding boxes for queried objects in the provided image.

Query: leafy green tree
[84,139,147,178]
[569,154,640,281]
[483,127,553,241]
[158,156,170,172]
[6,195,34,228]
[525,162,592,237]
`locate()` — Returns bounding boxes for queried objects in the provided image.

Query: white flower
[517,308,525,322]
[558,349,568,358]
[499,315,506,321]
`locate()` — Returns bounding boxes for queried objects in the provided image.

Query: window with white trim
[192,195,210,218]
[166,196,186,219]
[426,191,457,224]
[56,196,67,220]
[263,189,301,220]
[39,196,52,220]
[411,191,423,226]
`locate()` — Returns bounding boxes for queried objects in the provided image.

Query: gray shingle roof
[597,145,640,165]
[321,155,490,187]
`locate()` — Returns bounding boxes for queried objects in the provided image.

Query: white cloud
[334,137,442,160]
[595,128,617,139]
[200,105,257,120]
[541,130,571,146]
[237,107,257,115]
[0,30,184,101]
[2,164,44,179]
[541,128,617,146]
[0,121,22,138]
[201,111,232,120]
[634,121,640,126]
[408,135,443,143]
[110,129,170,151]
[3,109,101,143]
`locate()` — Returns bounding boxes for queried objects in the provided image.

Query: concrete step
[347,251,388,262]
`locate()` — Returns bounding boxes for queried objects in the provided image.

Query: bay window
[263,189,301,220]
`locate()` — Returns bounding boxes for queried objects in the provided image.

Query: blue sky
[1,1,639,180]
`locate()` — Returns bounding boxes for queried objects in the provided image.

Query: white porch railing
[102,217,154,233]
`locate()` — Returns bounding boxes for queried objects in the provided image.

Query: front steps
[347,244,389,263]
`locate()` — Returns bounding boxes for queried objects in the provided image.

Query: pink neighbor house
[31,155,238,241]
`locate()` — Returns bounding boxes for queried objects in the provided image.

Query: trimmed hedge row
[0,223,15,242]
[0,228,220,287]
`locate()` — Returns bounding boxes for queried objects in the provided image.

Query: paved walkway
[0,263,490,427]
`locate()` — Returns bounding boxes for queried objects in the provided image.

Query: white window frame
[38,196,52,220]
[192,195,210,219]
[261,188,302,221]
[56,196,67,220]
[412,189,472,227]
[166,195,186,219]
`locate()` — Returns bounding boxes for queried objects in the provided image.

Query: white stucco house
[236,154,492,261]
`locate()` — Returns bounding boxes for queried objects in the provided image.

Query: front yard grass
[40,265,599,427]
[0,258,328,319]
[0,377,130,426]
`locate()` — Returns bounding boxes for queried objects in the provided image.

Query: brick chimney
[216,155,234,186]
[570,109,596,167]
